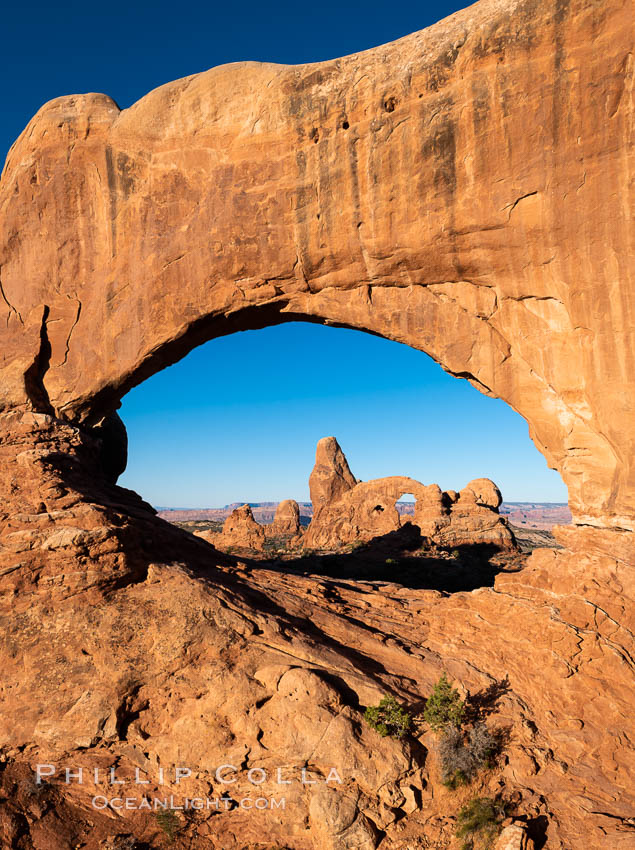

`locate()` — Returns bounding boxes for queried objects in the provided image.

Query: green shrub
[444,768,471,790]
[423,673,465,732]
[155,809,180,842]
[364,695,412,739]
[385,557,398,565]
[455,797,506,848]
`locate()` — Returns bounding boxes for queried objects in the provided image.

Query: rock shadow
[257,524,524,593]
[465,676,511,723]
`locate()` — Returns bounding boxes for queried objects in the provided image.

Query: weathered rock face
[270,497,302,536]
[305,440,515,550]
[435,478,513,548]
[0,0,632,535]
[0,0,633,847]
[0,413,633,849]
[221,503,266,550]
[496,823,535,850]
[309,437,358,512]
[198,500,303,551]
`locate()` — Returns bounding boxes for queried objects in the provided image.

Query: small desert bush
[423,673,465,732]
[455,796,507,848]
[439,726,473,788]
[364,695,412,739]
[155,809,180,842]
[468,722,497,766]
[438,722,497,788]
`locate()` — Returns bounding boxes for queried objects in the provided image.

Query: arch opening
[117,321,566,591]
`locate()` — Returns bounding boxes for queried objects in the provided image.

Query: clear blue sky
[120,324,566,506]
[1,0,568,507]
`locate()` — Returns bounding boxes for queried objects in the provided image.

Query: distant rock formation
[221,503,266,550]
[270,498,302,537]
[304,438,516,550]
[199,499,304,551]
[309,437,358,510]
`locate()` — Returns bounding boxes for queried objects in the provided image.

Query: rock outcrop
[0,414,633,848]
[220,503,266,550]
[0,0,632,534]
[496,824,535,850]
[305,439,515,550]
[270,497,302,537]
[309,437,358,511]
[0,0,633,847]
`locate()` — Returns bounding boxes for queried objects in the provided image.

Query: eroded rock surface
[0,0,633,847]
[309,437,358,511]
[0,0,632,532]
[270,497,303,537]
[0,413,633,849]
[496,824,535,850]
[220,503,266,550]
[305,439,516,550]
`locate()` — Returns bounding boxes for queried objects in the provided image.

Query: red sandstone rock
[0,0,633,847]
[309,437,358,511]
[304,441,515,550]
[269,497,302,537]
[495,823,535,850]
[0,410,632,847]
[220,503,266,550]
[0,0,632,533]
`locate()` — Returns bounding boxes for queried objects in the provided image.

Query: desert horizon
[158,500,572,531]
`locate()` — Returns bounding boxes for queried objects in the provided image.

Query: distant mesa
[196,436,516,554]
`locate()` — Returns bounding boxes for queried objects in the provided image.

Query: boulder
[269,498,302,536]
[220,503,266,550]
[495,823,535,850]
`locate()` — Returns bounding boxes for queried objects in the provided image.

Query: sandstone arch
[0,2,633,846]
[303,438,515,549]
[0,0,632,542]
